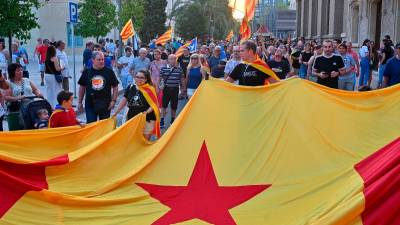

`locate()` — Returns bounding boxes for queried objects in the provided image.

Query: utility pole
[116,0,123,56]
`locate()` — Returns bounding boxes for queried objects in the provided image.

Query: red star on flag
[137,141,271,225]
[0,155,69,218]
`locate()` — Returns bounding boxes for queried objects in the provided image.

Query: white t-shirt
[56,49,69,77]
[118,55,134,77]
[359,46,369,58]
[224,59,242,75]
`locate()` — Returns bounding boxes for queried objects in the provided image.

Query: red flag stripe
[354,137,400,225]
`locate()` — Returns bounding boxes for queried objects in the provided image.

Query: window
[351,6,359,43]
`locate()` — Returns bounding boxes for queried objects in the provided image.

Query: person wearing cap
[382,43,400,87]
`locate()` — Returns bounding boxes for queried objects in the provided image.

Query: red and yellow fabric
[228,0,258,20]
[120,19,135,41]
[239,16,251,42]
[175,42,191,58]
[225,30,234,42]
[155,28,173,46]
[138,83,161,138]
[243,57,280,81]
[0,79,399,224]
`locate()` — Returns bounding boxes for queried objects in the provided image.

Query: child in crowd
[49,91,82,128]
[34,109,49,129]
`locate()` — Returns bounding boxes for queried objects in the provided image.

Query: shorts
[143,120,155,135]
[39,63,45,72]
[162,87,179,110]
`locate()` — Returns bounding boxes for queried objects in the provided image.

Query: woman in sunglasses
[113,69,160,140]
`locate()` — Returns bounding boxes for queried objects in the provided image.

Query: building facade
[296,0,400,46]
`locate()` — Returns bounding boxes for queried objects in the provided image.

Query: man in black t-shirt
[78,51,119,123]
[267,49,291,79]
[312,40,345,89]
[226,40,279,86]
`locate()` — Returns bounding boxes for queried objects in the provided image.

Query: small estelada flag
[155,28,173,46]
[225,30,234,42]
[120,19,135,42]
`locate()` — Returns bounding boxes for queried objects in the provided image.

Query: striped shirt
[160,65,183,88]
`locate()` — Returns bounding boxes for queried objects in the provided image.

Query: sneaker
[40,81,44,86]
[170,117,175,125]
[160,118,165,129]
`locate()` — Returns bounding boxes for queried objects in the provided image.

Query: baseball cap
[395,43,400,49]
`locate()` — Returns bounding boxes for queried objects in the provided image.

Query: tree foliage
[75,0,117,41]
[119,0,144,32]
[0,0,40,61]
[175,4,207,40]
[173,0,234,40]
[140,0,167,43]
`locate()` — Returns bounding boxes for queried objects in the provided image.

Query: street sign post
[69,2,78,97]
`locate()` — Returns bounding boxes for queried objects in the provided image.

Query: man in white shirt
[117,47,134,89]
[224,46,242,78]
[56,40,70,91]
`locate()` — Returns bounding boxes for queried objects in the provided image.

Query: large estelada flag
[229,0,257,20]
[0,79,399,224]
[239,15,251,42]
[120,19,136,42]
[155,28,173,46]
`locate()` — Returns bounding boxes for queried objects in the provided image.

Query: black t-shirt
[291,50,301,69]
[229,63,271,86]
[124,85,156,121]
[382,46,394,65]
[178,55,191,75]
[301,51,313,63]
[267,59,290,79]
[78,67,119,106]
[313,55,345,88]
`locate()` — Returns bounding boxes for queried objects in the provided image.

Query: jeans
[299,64,308,79]
[85,103,111,123]
[359,57,370,86]
[378,64,386,87]
[338,74,356,91]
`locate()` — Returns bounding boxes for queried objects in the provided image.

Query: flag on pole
[229,0,258,20]
[0,79,399,224]
[120,19,135,42]
[155,28,173,46]
[175,38,197,57]
[239,16,251,42]
[188,37,197,53]
[225,30,234,42]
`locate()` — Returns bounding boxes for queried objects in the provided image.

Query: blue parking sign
[69,2,78,23]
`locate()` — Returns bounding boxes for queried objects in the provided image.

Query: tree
[140,0,167,44]
[119,0,144,32]
[172,0,234,41]
[0,0,40,63]
[75,0,117,42]
[175,4,207,40]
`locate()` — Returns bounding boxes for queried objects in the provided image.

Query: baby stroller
[7,96,52,130]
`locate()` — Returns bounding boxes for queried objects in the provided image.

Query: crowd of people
[0,34,399,140]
